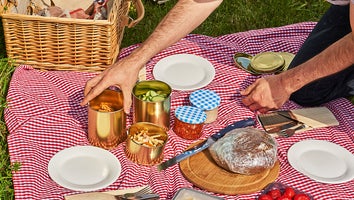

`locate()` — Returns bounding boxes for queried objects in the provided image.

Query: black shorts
[288,4,354,106]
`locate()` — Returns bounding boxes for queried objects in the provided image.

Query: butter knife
[266,121,298,133]
[277,111,303,124]
[157,118,255,171]
[277,111,311,128]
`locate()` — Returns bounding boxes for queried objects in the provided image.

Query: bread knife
[277,111,309,126]
[157,118,255,171]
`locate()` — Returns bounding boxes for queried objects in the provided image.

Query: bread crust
[209,127,277,175]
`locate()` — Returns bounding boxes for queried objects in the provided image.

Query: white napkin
[290,107,339,129]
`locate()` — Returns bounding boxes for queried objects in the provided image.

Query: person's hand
[240,75,291,113]
[80,56,143,114]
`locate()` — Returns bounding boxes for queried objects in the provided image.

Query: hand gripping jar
[189,89,221,123]
[173,106,207,140]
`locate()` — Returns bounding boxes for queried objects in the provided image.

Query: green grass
[0,0,347,199]
[121,0,330,48]
[0,58,16,200]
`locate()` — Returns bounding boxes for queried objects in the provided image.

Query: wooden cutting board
[179,143,280,195]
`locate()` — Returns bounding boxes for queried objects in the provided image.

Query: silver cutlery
[115,186,159,200]
[277,111,307,127]
[278,124,307,137]
[64,185,158,200]
[266,122,297,133]
[116,193,160,200]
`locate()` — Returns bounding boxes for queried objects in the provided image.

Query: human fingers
[258,107,271,114]
[242,89,261,107]
[81,75,112,106]
[248,103,263,112]
[240,81,257,96]
[240,80,261,106]
[247,102,272,113]
[241,95,253,107]
[121,85,133,114]
[83,73,104,96]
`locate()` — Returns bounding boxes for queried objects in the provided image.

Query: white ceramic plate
[153,54,215,91]
[48,146,121,191]
[288,139,354,184]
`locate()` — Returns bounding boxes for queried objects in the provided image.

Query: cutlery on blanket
[157,118,255,171]
[116,193,160,200]
[116,186,158,200]
[65,193,159,200]
[280,123,307,137]
[276,111,304,125]
[277,111,309,127]
[64,185,159,200]
[266,121,298,133]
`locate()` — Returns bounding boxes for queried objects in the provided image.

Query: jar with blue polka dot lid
[173,106,207,140]
[189,89,221,123]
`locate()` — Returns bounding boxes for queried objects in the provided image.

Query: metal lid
[189,89,221,110]
[250,52,285,73]
[175,106,206,124]
[276,52,295,72]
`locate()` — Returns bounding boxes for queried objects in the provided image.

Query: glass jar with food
[173,106,206,140]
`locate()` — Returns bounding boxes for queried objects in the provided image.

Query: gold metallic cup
[132,80,172,130]
[88,89,126,149]
[125,122,168,166]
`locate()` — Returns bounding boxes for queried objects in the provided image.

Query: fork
[115,185,159,200]
[116,193,160,200]
[278,124,306,137]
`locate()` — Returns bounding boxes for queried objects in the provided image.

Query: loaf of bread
[209,127,277,175]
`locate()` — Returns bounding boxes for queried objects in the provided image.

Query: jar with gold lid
[173,106,206,140]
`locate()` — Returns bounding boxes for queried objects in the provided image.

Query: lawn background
[0,0,343,199]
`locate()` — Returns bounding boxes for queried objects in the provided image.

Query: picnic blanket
[5,22,354,200]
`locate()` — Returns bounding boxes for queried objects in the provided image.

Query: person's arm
[132,0,223,66]
[81,0,222,113]
[241,2,354,113]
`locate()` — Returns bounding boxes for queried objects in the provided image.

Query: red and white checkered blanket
[5,22,354,200]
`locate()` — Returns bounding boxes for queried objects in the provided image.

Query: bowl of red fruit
[257,182,313,200]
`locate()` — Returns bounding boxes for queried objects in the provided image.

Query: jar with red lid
[173,106,207,140]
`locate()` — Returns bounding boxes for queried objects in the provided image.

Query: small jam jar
[189,89,221,123]
[173,106,207,140]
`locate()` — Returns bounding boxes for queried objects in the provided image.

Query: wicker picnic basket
[0,0,144,72]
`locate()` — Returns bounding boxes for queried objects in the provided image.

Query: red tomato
[283,187,296,198]
[276,196,292,200]
[267,189,282,199]
[259,194,273,200]
[294,193,311,200]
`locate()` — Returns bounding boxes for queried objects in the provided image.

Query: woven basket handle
[0,0,17,14]
[128,0,144,27]
[108,0,144,28]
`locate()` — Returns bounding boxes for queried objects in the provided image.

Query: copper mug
[88,89,126,149]
[132,80,172,130]
[125,122,168,165]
